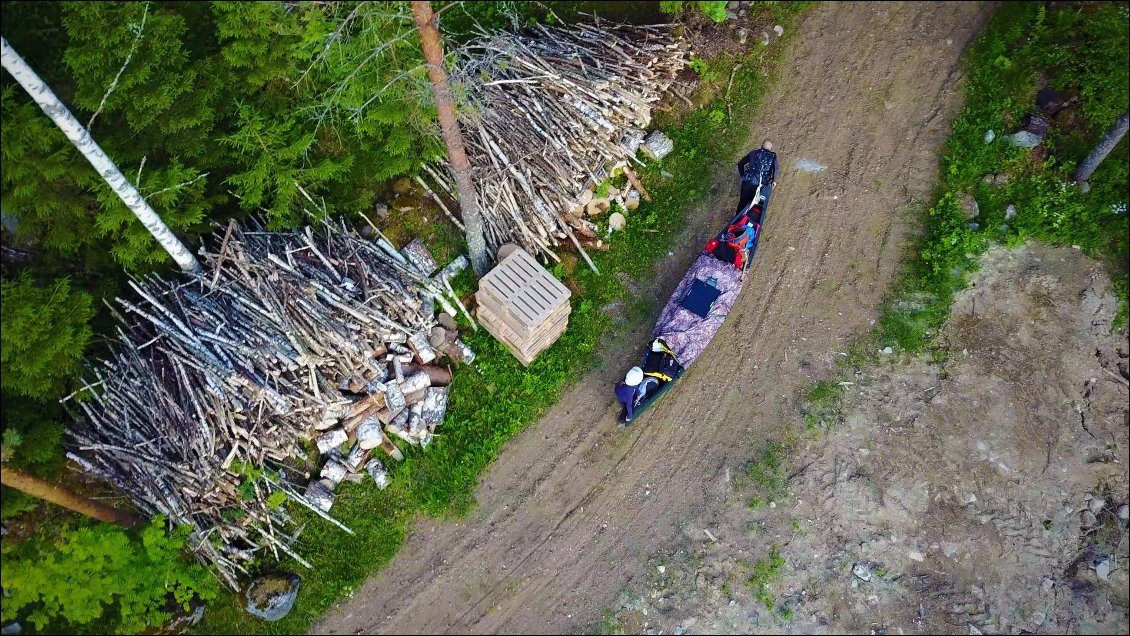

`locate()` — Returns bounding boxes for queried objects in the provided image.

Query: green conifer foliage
[61,1,220,158]
[222,103,353,227]
[0,274,93,400]
[0,88,100,257]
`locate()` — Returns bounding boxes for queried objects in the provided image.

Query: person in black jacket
[737,140,778,213]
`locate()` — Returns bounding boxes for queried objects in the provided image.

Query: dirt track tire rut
[314,3,993,633]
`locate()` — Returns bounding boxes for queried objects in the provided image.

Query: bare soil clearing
[314,3,992,633]
[604,243,1129,635]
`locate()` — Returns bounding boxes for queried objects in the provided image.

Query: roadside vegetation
[794,0,1129,431]
[874,1,1129,355]
[1,1,808,634]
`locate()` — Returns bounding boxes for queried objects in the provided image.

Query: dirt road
[315,3,993,633]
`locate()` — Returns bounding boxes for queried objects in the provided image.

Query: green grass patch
[745,440,787,508]
[746,545,786,611]
[873,1,1129,352]
[195,6,808,635]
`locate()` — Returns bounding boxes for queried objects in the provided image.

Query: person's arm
[737,152,750,176]
[771,154,779,185]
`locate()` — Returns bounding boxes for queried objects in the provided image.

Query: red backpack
[706,215,758,270]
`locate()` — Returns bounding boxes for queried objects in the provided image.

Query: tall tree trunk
[411,1,491,276]
[1074,110,1129,185]
[0,37,202,274]
[1,465,142,528]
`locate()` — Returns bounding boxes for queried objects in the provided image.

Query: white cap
[625,366,644,386]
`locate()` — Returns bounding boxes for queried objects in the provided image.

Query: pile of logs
[64,219,469,589]
[420,21,688,266]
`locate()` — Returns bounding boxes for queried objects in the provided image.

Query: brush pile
[64,219,468,589]
[419,21,688,265]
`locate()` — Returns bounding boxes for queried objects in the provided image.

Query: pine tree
[413,0,490,275]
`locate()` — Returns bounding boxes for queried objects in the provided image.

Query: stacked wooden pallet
[476,248,571,366]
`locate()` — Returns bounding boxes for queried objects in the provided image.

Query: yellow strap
[644,371,672,382]
[654,340,676,357]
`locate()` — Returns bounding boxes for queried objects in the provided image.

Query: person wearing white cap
[615,366,645,422]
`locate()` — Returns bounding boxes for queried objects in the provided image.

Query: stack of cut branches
[420,21,688,265]
[64,219,467,589]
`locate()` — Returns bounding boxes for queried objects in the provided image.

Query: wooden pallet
[476,248,571,366]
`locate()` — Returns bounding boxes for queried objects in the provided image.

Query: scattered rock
[429,326,447,348]
[727,0,739,8]
[1005,130,1042,148]
[983,129,996,144]
[1042,577,1055,592]
[374,202,390,220]
[908,550,926,562]
[660,170,674,180]
[244,572,301,621]
[1031,611,1046,627]
[736,28,749,45]
[641,131,674,161]
[1082,510,1098,527]
[1024,113,1050,138]
[1118,504,1129,521]
[794,159,827,174]
[437,312,458,330]
[883,101,894,110]
[958,192,980,219]
[963,492,978,505]
[882,346,894,355]
[1005,204,1017,220]
[852,561,875,582]
[773,24,784,37]
[1094,557,1112,580]
[968,624,983,635]
[761,31,771,46]
[658,565,666,574]
[981,173,1009,186]
[1088,497,1105,515]
[725,9,737,21]
[609,212,627,232]
[1,622,21,636]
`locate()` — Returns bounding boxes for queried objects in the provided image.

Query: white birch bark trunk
[1,36,201,274]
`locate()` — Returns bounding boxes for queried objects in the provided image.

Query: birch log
[0,36,201,274]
